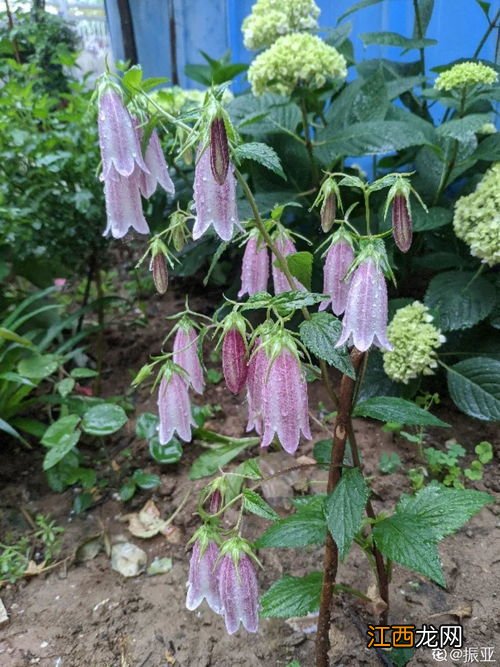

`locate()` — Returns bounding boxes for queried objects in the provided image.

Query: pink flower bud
[272,234,306,294]
[392,194,413,253]
[209,489,223,514]
[192,146,240,242]
[102,168,150,238]
[186,538,222,614]
[319,238,354,316]
[246,338,268,435]
[138,127,175,199]
[336,258,393,352]
[157,368,195,443]
[222,328,248,394]
[261,345,311,454]
[210,117,230,186]
[321,192,336,233]
[97,88,148,181]
[238,233,269,298]
[218,545,259,634]
[173,320,205,395]
[150,252,168,295]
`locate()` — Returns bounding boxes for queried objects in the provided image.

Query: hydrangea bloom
[218,540,259,635]
[173,319,205,394]
[186,530,222,614]
[383,302,446,384]
[453,163,500,266]
[157,366,195,443]
[434,62,498,91]
[238,230,269,298]
[248,33,347,96]
[242,0,320,50]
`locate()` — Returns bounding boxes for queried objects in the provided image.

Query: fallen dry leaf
[429,605,472,621]
[124,500,166,539]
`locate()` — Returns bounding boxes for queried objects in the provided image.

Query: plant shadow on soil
[0,284,498,667]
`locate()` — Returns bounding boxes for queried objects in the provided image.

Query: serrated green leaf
[256,503,327,548]
[360,31,437,50]
[354,397,449,427]
[325,468,369,560]
[437,114,492,143]
[81,404,127,436]
[260,572,322,618]
[286,252,313,290]
[241,291,325,314]
[425,271,496,331]
[243,489,279,521]
[234,142,286,180]
[299,312,355,378]
[447,357,500,421]
[189,440,254,480]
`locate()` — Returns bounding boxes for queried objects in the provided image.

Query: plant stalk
[300,98,319,188]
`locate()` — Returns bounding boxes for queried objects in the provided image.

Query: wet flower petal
[238,233,269,298]
[157,370,195,443]
[219,552,259,634]
[103,168,149,239]
[186,540,222,614]
[319,239,354,315]
[173,321,205,395]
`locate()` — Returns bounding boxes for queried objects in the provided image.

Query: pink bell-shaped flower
[392,194,413,253]
[136,125,175,199]
[336,255,393,352]
[319,232,354,316]
[186,528,222,615]
[272,233,306,294]
[246,337,269,435]
[238,231,269,298]
[157,364,195,443]
[218,539,259,635]
[260,336,311,455]
[97,87,148,181]
[222,315,248,395]
[192,146,240,242]
[102,168,150,238]
[173,319,205,395]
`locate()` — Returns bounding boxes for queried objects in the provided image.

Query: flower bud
[320,192,336,233]
[392,194,412,253]
[209,489,223,514]
[210,117,230,186]
[150,252,168,295]
[173,319,205,395]
[222,327,248,394]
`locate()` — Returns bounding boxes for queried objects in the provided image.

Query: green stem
[473,9,500,58]
[412,0,429,117]
[433,89,467,205]
[300,98,319,187]
[363,188,371,235]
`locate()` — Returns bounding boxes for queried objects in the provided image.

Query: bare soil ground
[1,284,499,667]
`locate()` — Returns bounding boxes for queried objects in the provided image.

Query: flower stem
[300,98,319,188]
[315,348,365,667]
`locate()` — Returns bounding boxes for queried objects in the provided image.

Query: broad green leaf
[338,0,384,22]
[373,514,445,586]
[286,252,313,290]
[260,572,322,618]
[119,480,137,501]
[189,440,255,480]
[360,31,437,50]
[17,353,59,379]
[241,290,324,314]
[243,489,279,521]
[132,470,161,489]
[70,368,98,379]
[149,436,183,464]
[313,439,333,467]
[234,142,286,180]
[397,484,493,539]
[0,327,33,347]
[136,412,159,440]
[0,418,28,444]
[413,0,435,36]
[473,132,500,162]
[424,271,496,331]
[437,114,492,143]
[42,415,81,470]
[81,404,128,436]
[447,357,500,421]
[122,65,142,92]
[0,372,36,387]
[299,312,355,378]
[256,503,326,548]
[234,458,262,480]
[412,206,452,232]
[357,351,401,401]
[56,377,75,398]
[354,397,449,427]
[325,468,369,560]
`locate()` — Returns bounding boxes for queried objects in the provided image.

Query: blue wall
[104,0,497,89]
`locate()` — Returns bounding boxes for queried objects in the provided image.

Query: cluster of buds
[97,82,175,238]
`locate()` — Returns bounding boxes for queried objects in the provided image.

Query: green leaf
[338,0,384,22]
[476,0,491,17]
[475,441,493,464]
[122,65,142,92]
[70,368,98,379]
[317,121,431,156]
[132,470,161,490]
[360,31,437,50]
[189,440,254,480]
[234,142,286,180]
[285,252,313,290]
[299,312,355,378]
[447,357,500,421]
[119,480,137,502]
[354,397,449,427]
[56,377,75,398]
[437,114,492,143]
[17,353,59,379]
[256,502,326,548]
[0,327,33,347]
[425,271,496,331]
[260,572,322,618]
[325,469,369,560]
[0,418,29,444]
[243,489,279,521]
[149,436,183,464]
[397,483,493,539]
[473,132,500,162]
[136,412,159,440]
[373,514,445,586]
[241,291,325,314]
[412,206,452,232]
[42,415,81,470]
[313,439,333,466]
[81,404,128,436]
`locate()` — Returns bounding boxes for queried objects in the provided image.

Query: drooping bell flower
[272,232,306,294]
[173,318,205,395]
[157,363,195,443]
[221,314,248,395]
[319,230,355,316]
[186,527,223,615]
[238,230,269,298]
[102,168,150,238]
[210,117,230,186]
[192,145,240,242]
[260,334,311,455]
[392,194,413,253]
[335,246,393,352]
[218,538,259,635]
[138,127,175,199]
[246,337,269,435]
[97,86,149,181]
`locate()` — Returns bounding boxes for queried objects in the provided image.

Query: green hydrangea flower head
[248,33,347,96]
[453,163,500,266]
[243,0,320,51]
[383,302,445,384]
[434,62,498,91]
